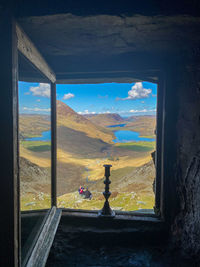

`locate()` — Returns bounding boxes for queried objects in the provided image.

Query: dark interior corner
[1,1,200,266]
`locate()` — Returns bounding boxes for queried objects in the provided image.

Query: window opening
[56,82,157,212]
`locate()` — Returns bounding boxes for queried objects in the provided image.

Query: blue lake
[26,127,155,144]
[26,130,51,141]
[107,124,155,143]
[113,130,155,143]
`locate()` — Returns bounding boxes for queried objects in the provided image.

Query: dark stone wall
[171,65,200,259]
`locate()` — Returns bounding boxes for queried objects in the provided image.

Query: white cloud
[78,108,156,115]
[117,82,152,100]
[23,107,50,112]
[63,93,75,100]
[30,83,50,98]
[129,109,156,113]
[78,110,96,115]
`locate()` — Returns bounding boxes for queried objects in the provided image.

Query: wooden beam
[160,67,179,223]
[0,15,20,267]
[155,72,164,215]
[21,210,49,267]
[51,83,57,207]
[16,23,56,83]
[26,207,61,267]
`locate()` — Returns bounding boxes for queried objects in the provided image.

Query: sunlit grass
[57,191,154,211]
[139,135,155,139]
[22,133,42,138]
[21,193,51,211]
[21,190,154,212]
[21,141,51,152]
[115,141,155,152]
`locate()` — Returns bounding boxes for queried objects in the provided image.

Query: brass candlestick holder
[98,165,115,217]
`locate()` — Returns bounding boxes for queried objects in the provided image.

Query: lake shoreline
[25,125,156,144]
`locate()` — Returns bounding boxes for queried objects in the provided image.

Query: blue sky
[18,81,157,117]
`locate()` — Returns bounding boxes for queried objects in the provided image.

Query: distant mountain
[84,113,125,127]
[125,115,156,122]
[57,100,114,143]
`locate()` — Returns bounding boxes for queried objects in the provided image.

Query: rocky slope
[20,156,50,194]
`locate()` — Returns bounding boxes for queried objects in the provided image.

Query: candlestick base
[98,209,115,218]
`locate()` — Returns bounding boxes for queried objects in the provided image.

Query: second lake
[112,130,155,143]
[26,130,51,141]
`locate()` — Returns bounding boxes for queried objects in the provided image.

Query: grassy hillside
[115,141,155,152]
[58,160,155,211]
[20,150,155,211]
[85,113,125,127]
[125,115,156,136]
[57,126,111,158]
[21,141,51,152]
[19,114,50,138]
[57,100,114,143]
[56,148,152,196]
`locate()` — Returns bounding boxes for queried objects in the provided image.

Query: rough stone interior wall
[172,66,200,259]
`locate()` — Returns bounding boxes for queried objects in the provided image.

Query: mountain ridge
[84,113,125,127]
[57,100,114,143]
